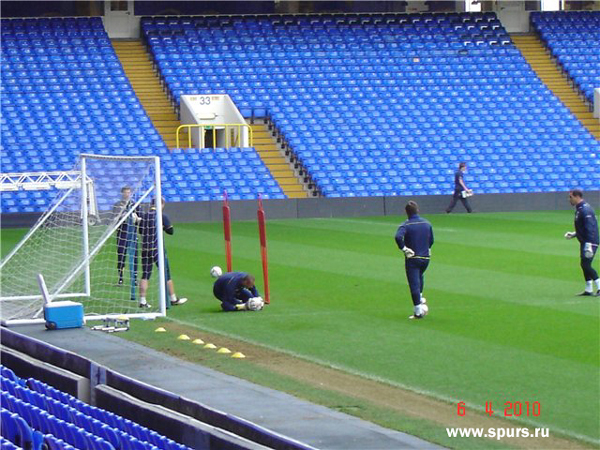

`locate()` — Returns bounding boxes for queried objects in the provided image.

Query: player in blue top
[395,201,434,319]
[445,162,473,213]
[564,189,599,296]
[137,197,187,308]
[213,272,263,311]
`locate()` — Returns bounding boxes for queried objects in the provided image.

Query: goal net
[0,154,167,325]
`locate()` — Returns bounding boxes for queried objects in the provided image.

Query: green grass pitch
[2,210,599,443]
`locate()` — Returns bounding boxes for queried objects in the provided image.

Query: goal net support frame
[0,154,167,326]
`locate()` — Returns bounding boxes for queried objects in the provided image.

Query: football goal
[0,154,167,325]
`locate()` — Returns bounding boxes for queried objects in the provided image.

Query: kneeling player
[213,272,263,311]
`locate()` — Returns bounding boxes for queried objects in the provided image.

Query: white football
[414,303,429,318]
[247,297,264,311]
[210,266,223,278]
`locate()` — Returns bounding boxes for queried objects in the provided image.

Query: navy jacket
[454,170,465,193]
[574,201,599,245]
[213,272,259,304]
[139,207,173,251]
[395,214,434,258]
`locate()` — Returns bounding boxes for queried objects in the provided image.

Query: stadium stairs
[113,39,306,199]
[112,39,185,148]
[248,121,310,198]
[512,34,600,139]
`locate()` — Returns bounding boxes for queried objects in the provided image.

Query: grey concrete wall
[1,346,90,402]
[166,190,599,222]
[2,191,598,228]
[94,385,268,450]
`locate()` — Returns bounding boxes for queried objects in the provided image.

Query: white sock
[595,279,600,291]
[140,296,147,305]
[585,281,593,292]
[170,294,177,302]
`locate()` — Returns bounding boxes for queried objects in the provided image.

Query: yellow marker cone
[154,327,167,333]
[203,343,217,349]
[177,334,190,341]
[217,347,231,354]
[231,352,246,359]
[192,338,205,345]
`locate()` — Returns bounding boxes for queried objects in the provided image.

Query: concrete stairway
[112,40,185,148]
[512,34,599,139]
[249,123,309,199]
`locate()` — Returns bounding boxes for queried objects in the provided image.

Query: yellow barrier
[175,124,253,149]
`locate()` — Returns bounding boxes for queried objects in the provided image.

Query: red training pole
[257,195,270,304]
[222,191,232,272]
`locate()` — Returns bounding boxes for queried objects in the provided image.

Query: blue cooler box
[44,301,84,330]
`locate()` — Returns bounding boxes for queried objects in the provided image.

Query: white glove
[402,246,415,258]
[584,243,594,259]
[564,231,576,240]
[131,212,140,223]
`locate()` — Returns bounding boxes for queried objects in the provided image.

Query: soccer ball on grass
[210,266,223,278]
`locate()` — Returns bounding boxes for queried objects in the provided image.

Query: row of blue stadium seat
[3,30,107,40]
[142,12,499,26]
[531,11,599,103]
[3,75,128,85]
[1,366,188,450]
[2,54,120,64]
[149,29,505,41]
[1,61,122,72]
[2,83,131,94]
[2,47,115,57]
[157,56,528,73]
[2,37,111,47]
[2,17,102,28]
[1,89,134,101]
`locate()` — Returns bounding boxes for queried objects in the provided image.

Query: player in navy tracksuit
[137,198,187,308]
[445,162,473,213]
[112,186,138,285]
[565,189,599,296]
[213,272,260,311]
[395,201,434,319]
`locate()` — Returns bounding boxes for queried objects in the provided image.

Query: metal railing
[175,123,253,149]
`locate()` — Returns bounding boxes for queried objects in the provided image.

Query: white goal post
[0,154,167,325]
